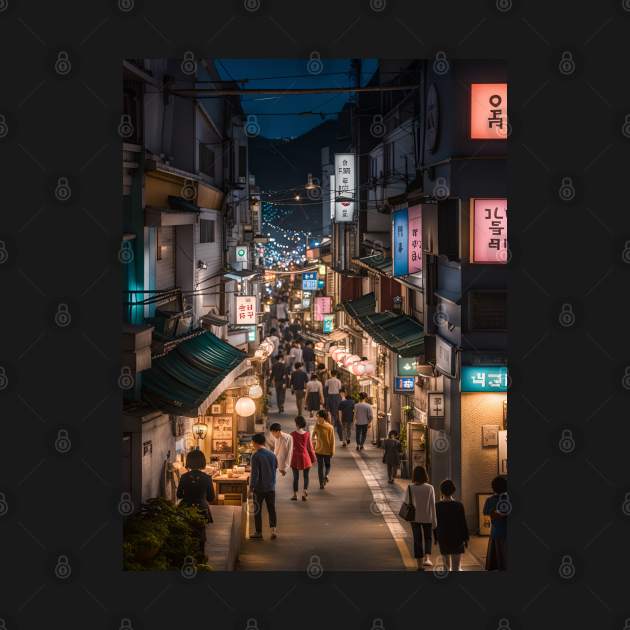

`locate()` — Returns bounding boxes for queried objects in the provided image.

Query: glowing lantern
[351,362,367,376]
[248,384,263,399]
[362,361,375,375]
[343,354,361,367]
[331,347,347,362]
[235,396,256,417]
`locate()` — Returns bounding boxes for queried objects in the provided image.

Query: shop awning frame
[141,331,250,417]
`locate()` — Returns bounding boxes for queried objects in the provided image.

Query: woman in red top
[290,415,316,501]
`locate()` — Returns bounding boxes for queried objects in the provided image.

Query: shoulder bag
[398,485,415,522]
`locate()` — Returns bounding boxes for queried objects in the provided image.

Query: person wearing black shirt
[302,342,316,375]
[290,362,309,416]
[271,354,288,412]
[434,479,469,572]
[337,389,355,446]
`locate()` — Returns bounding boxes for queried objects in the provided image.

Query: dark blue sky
[216,58,378,139]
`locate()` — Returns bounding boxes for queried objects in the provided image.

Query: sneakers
[423,557,433,567]
[319,483,325,490]
[271,528,277,540]
[324,476,329,483]
[302,492,308,501]
[250,532,263,540]
[341,442,347,448]
[290,494,298,501]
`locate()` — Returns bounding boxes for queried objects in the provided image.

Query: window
[198,143,215,178]
[200,219,215,244]
[384,142,395,177]
[468,290,507,331]
[238,145,247,179]
[156,227,162,260]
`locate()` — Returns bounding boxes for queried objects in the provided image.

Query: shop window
[468,290,507,331]
[200,219,215,244]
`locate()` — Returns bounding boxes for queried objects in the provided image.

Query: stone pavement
[236,389,484,572]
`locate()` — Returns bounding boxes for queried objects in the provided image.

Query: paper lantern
[351,362,367,376]
[191,420,208,440]
[244,375,258,386]
[343,354,361,367]
[331,348,349,362]
[248,384,263,399]
[362,361,375,375]
[235,396,256,417]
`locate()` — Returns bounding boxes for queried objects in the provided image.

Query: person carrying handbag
[400,465,437,570]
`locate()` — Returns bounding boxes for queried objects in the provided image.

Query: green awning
[142,331,248,417]
[353,255,393,277]
[355,311,424,358]
[339,292,376,318]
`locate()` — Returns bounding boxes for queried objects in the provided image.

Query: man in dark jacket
[249,433,278,540]
[271,354,288,412]
[290,362,309,416]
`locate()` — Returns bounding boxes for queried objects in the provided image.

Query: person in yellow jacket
[312,409,336,490]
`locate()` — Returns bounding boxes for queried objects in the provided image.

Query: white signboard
[334,153,355,223]
[235,295,257,325]
[235,245,248,263]
[435,335,455,378]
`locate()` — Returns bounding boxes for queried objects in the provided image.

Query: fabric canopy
[355,311,424,358]
[142,331,248,417]
[339,292,376,318]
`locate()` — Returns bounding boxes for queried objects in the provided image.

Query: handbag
[398,485,415,522]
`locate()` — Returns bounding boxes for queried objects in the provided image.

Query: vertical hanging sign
[235,295,257,325]
[329,174,335,221]
[470,83,508,140]
[334,153,355,222]
[471,199,508,264]
[407,205,422,274]
[392,208,409,277]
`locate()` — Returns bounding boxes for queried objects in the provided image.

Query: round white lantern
[351,362,367,376]
[248,384,263,399]
[244,375,258,386]
[343,354,361,367]
[235,396,256,417]
[362,361,375,375]
[330,347,347,361]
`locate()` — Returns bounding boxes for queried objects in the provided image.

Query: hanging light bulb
[248,384,263,399]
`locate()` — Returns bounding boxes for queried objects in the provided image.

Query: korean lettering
[484,205,507,252]
[487,94,503,130]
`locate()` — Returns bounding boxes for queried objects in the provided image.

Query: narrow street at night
[121,56,507,573]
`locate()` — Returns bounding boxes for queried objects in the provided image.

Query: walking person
[289,416,316,501]
[382,430,402,483]
[312,410,336,489]
[248,433,278,540]
[305,373,324,418]
[268,327,280,358]
[433,479,469,571]
[338,389,355,447]
[354,392,373,450]
[324,370,342,426]
[289,340,303,369]
[302,341,316,375]
[271,354,288,413]
[406,465,437,570]
[176,449,215,554]
[483,476,508,571]
[290,362,308,416]
[269,422,292,477]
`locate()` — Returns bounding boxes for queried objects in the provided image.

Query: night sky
[216,58,378,139]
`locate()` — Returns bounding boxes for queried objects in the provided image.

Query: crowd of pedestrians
[176,312,507,571]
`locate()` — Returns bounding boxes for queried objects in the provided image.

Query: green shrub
[123,498,211,571]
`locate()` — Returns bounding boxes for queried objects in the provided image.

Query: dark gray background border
[1,0,630,628]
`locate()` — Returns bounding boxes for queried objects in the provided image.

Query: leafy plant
[123,498,212,571]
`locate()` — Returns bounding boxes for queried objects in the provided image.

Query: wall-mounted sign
[235,245,248,263]
[397,355,421,376]
[330,174,335,220]
[317,279,325,289]
[247,326,257,342]
[426,83,440,152]
[302,271,318,291]
[394,376,415,392]
[435,335,456,378]
[471,198,508,264]
[470,83,508,140]
[427,391,445,431]
[235,295,257,325]
[322,314,334,333]
[314,296,332,322]
[334,153,355,222]
[408,205,422,274]
[392,208,409,277]
[461,366,508,392]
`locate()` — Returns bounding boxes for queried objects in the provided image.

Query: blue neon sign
[302,272,318,291]
[461,366,508,392]
[392,208,409,277]
[394,376,415,392]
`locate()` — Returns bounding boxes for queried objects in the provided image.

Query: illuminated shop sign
[461,366,508,392]
[394,376,415,392]
[314,296,332,322]
[408,205,422,274]
[334,153,355,222]
[302,272,318,291]
[392,208,409,277]
[471,198,508,264]
[470,83,508,140]
[397,356,421,376]
[322,314,334,333]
